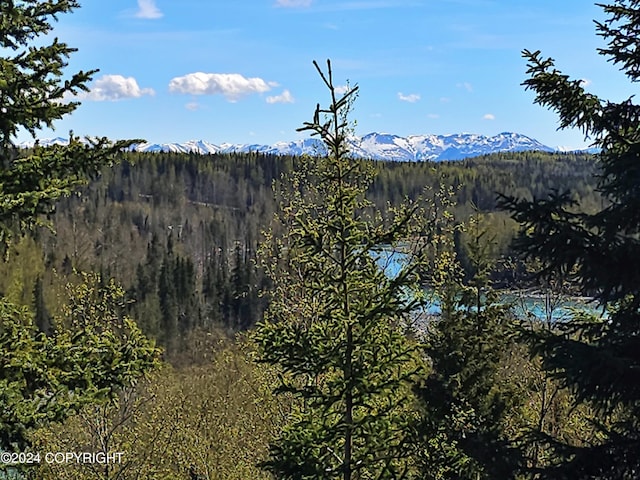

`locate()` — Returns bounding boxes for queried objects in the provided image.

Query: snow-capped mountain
[556,145,601,155]
[347,132,554,161]
[20,132,556,162]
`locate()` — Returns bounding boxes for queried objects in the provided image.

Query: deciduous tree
[1,273,158,454]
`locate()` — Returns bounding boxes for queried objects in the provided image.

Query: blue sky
[19,0,634,149]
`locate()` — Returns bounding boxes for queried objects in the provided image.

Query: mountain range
[20,132,569,162]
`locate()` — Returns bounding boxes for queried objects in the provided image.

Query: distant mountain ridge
[19,131,562,162]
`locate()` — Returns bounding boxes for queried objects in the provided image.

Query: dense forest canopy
[0,148,598,359]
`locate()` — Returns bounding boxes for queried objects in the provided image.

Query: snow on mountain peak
[19,132,555,162]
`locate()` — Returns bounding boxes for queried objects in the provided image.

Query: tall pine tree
[255,60,432,479]
[500,2,640,477]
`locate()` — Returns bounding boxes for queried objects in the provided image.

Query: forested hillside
[0,149,598,359]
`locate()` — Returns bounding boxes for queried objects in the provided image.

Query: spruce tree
[32,275,52,335]
[0,0,157,457]
[499,1,640,477]
[0,0,135,250]
[414,212,523,479]
[255,60,431,479]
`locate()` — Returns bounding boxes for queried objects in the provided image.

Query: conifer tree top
[0,0,93,151]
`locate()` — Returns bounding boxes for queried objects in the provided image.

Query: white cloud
[266,90,295,104]
[440,97,451,103]
[275,0,312,6]
[335,84,358,96]
[135,0,163,19]
[483,113,496,120]
[398,92,420,103]
[168,72,273,102]
[457,82,473,92]
[185,102,201,111]
[580,78,592,87]
[79,75,155,101]
[427,113,440,119]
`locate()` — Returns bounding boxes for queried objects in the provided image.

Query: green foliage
[0,0,89,148]
[254,60,429,479]
[499,2,640,477]
[0,272,158,455]
[0,138,136,252]
[414,212,523,479]
[125,230,264,361]
[0,0,137,251]
[0,235,45,307]
[34,337,282,480]
[23,148,599,346]
[0,1,157,464]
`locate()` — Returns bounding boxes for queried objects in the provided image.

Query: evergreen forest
[10,148,600,356]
